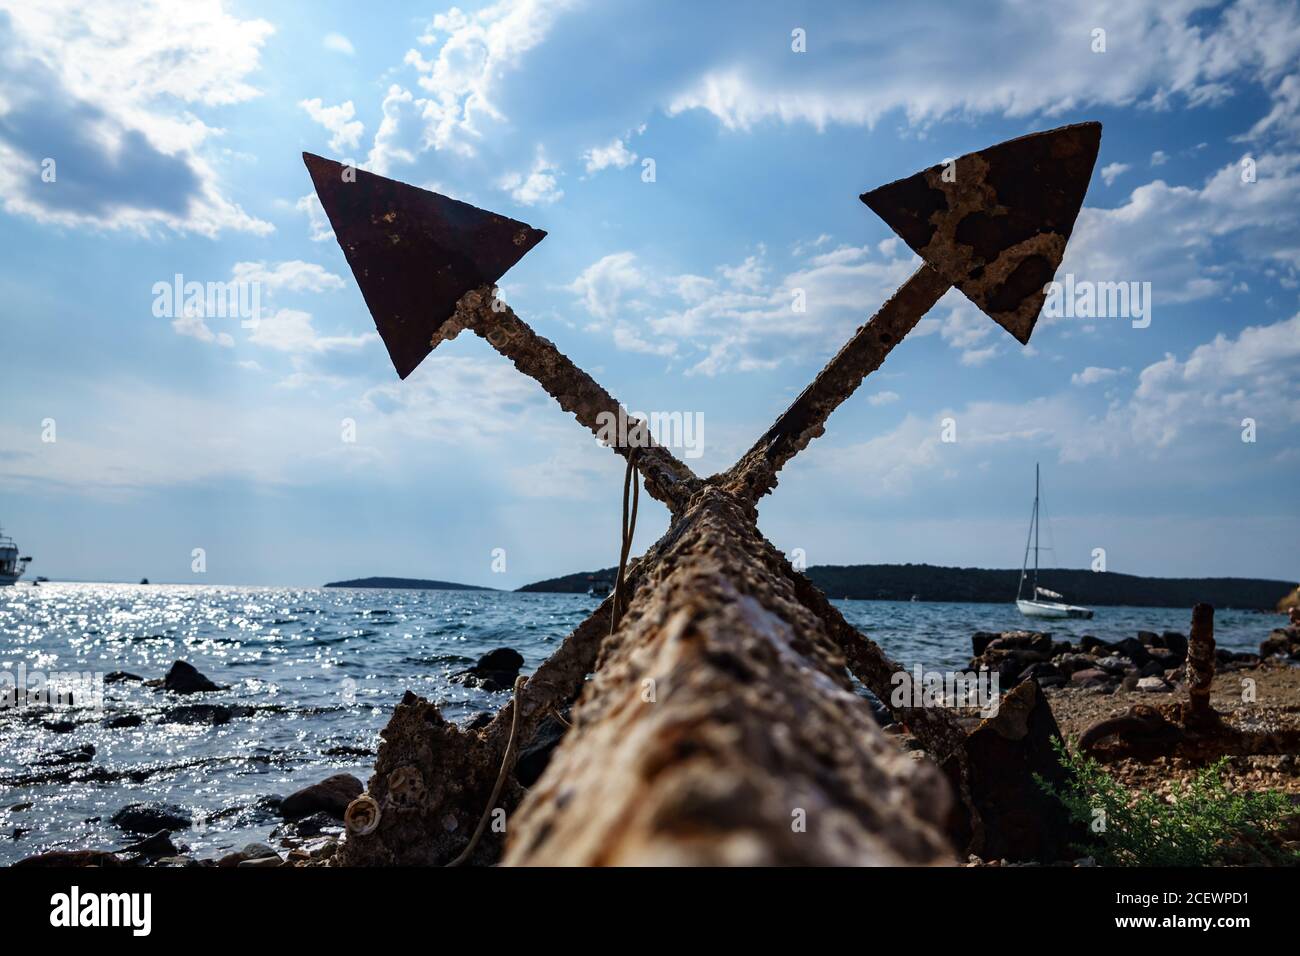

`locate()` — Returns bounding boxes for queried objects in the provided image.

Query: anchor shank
[724,264,951,503]
[452,286,700,514]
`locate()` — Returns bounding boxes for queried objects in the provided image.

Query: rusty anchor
[305,122,1103,865]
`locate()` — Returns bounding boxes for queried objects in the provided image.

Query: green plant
[1035,739,1299,866]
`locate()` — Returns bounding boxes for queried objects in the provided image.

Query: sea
[0,582,1279,864]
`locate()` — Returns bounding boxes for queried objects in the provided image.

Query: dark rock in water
[450,647,525,692]
[323,745,375,757]
[987,631,1053,655]
[280,773,363,820]
[105,671,143,683]
[154,855,200,867]
[41,719,76,733]
[463,711,493,731]
[515,714,569,787]
[13,849,123,868]
[1017,662,1065,688]
[1111,637,1151,667]
[1079,635,1111,655]
[972,631,1000,656]
[218,842,281,867]
[1137,630,1160,645]
[1139,660,1167,677]
[38,744,94,766]
[162,703,232,725]
[156,660,223,694]
[117,830,180,859]
[1261,626,1300,659]
[111,802,192,834]
[969,632,1057,684]
[942,679,1081,863]
[1093,655,1132,676]
[1053,653,1097,677]
[209,795,282,827]
[1162,632,1189,659]
[105,713,144,729]
[292,811,340,837]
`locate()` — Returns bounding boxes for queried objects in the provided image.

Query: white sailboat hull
[1017,599,1093,620]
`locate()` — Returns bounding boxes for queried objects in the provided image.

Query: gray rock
[161,703,232,725]
[111,802,192,834]
[1093,655,1133,675]
[157,660,223,694]
[280,773,363,820]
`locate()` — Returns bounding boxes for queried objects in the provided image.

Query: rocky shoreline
[11,614,1300,868]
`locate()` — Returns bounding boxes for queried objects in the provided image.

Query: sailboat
[1016,464,1093,620]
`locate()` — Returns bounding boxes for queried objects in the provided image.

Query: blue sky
[1,0,1298,587]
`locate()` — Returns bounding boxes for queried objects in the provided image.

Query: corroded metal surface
[503,486,954,866]
[314,124,1107,867]
[451,287,700,513]
[1187,602,1216,718]
[728,123,1101,504]
[304,153,546,379]
[723,265,951,503]
[861,122,1101,344]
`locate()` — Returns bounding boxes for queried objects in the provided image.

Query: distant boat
[0,525,32,586]
[1015,464,1093,620]
[586,578,612,598]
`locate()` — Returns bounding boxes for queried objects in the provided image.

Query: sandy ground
[1047,661,1300,797]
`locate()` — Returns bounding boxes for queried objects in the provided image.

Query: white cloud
[171,313,234,348]
[498,148,563,205]
[323,32,355,56]
[868,391,900,406]
[0,0,274,236]
[1100,162,1130,186]
[821,311,1300,495]
[567,252,646,322]
[365,85,418,176]
[665,0,1300,145]
[1057,153,1300,311]
[1150,149,1169,166]
[231,260,345,294]
[295,192,334,242]
[583,136,637,173]
[959,346,999,367]
[1128,312,1300,448]
[299,98,364,152]
[395,0,577,159]
[248,309,374,354]
[1071,366,1122,386]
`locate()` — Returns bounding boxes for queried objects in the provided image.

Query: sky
[0,0,1298,588]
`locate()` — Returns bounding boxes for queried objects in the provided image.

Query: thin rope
[446,674,527,867]
[610,447,640,636]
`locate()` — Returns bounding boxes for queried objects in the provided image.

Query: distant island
[323,576,496,591]
[517,568,618,594]
[518,563,1295,611]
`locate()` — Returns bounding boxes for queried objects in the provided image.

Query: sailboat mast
[1018,467,1035,602]
[1033,463,1040,595]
